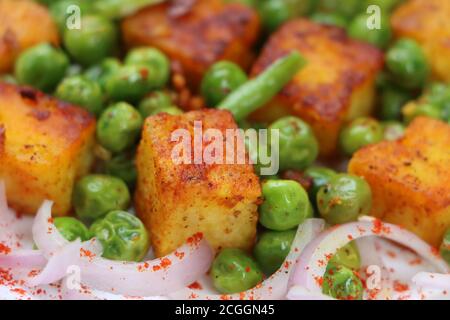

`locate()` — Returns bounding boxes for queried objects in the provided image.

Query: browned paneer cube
[0,83,96,215]
[391,0,450,82]
[121,0,260,88]
[349,117,450,247]
[0,0,59,73]
[250,19,384,156]
[135,109,261,257]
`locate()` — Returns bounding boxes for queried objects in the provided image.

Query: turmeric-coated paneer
[349,117,450,247]
[121,0,260,87]
[0,0,59,73]
[250,19,384,156]
[391,0,450,83]
[135,109,261,257]
[0,83,96,215]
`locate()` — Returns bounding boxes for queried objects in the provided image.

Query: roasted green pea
[329,242,361,270]
[386,39,429,89]
[211,248,263,294]
[105,65,153,103]
[269,116,319,171]
[260,180,311,231]
[138,91,173,118]
[253,229,296,275]
[310,12,347,28]
[339,118,384,156]
[90,210,149,261]
[317,174,372,225]
[322,263,364,300]
[423,83,450,121]
[304,166,337,206]
[104,152,137,188]
[403,103,443,124]
[382,121,405,141]
[380,86,413,121]
[15,43,69,92]
[201,61,248,107]
[125,47,170,90]
[73,174,130,220]
[84,58,121,89]
[440,228,450,265]
[55,76,104,115]
[54,217,91,242]
[97,102,143,153]
[348,13,392,49]
[64,15,118,66]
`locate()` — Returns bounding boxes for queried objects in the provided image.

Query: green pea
[310,12,347,28]
[104,152,137,188]
[269,116,319,171]
[15,43,69,92]
[423,83,450,121]
[201,61,248,107]
[105,65,153,103]
[317,0,364,19]
[253,229,296,275]
[339,117,384,156]
[440,229,450,265]
[64,15,118,66]
[90,210,149,262]
[348,13,392,49]
[84,58,121,89]
[403,103,443,124]
[260,180,311,231]
[125,47,170,90]
[379,86,413,121]
[386,39,429,90]
[317,174,372,225]
[329,242,361,270]
[50,0,94,32]
[65,64,83,77]
[55,76,104,115]
[54,217,91,242]
[138,91,173,118]
[73,174,130,220]
[304,166,337,206]
[97,102,143,153]
[257,0,314,32]
[210,248,263,294]
[322,263,363,300]
[382,121,405,141]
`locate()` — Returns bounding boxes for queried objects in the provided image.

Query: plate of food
[0,0,449,301]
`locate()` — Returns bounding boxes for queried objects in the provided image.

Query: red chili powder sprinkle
[27,269,39,278]
[174,251,185,260]
[317,260,325,267]
[220,294,230,300]
[387,251,396,258]
[47,217,54,224]
[152,265,161,271]
[372,219,382,234]
[188,293,198,299]
[11,288,26,295]
[188,281,202,290]
[0,243,11,255]
[314,276,324,286]
[409,258,422,266]
[160,258,172,269]
[284,261,290,269]
[393,281,409,292]
[347,235,354,240]
[430,246,440,257]
[79,248,95,261]
[239,292,246,300]
[186,232,203,245]
[245,266,251,273]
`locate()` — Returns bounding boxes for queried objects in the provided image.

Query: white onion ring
[412,272,450,290]
[286,285,334,300]
[0,250,46,269]
[168,219,325,300]
[290,219,450,293]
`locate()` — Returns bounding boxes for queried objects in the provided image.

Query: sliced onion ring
[168,219,325,300]
[0,250,46,269]
[290,218,450,293]
[412,272,450,290]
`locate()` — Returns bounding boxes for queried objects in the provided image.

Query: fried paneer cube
[135,109,261,257]
[121,0,260,87]
[250,19,384,156]
[391,0,450,83]
[0,0,59,73]
[0,83,95,215]
[349,117,450,247]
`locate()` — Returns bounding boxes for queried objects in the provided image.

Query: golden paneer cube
[349,117,450,247]
[391,0,450,83]
[250,19,384,156]
[121,0,260,88]
[135,109,261,257]
[0,0,59,73]
[0,83,96,215]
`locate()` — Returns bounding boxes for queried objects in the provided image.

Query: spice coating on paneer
[0,83,96,215]
[349,117,450,247]
[135,109,261,257]
[250,19,384,156]
[0,0,59,73]
[121,0,260,88]
[391,0,450,83]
